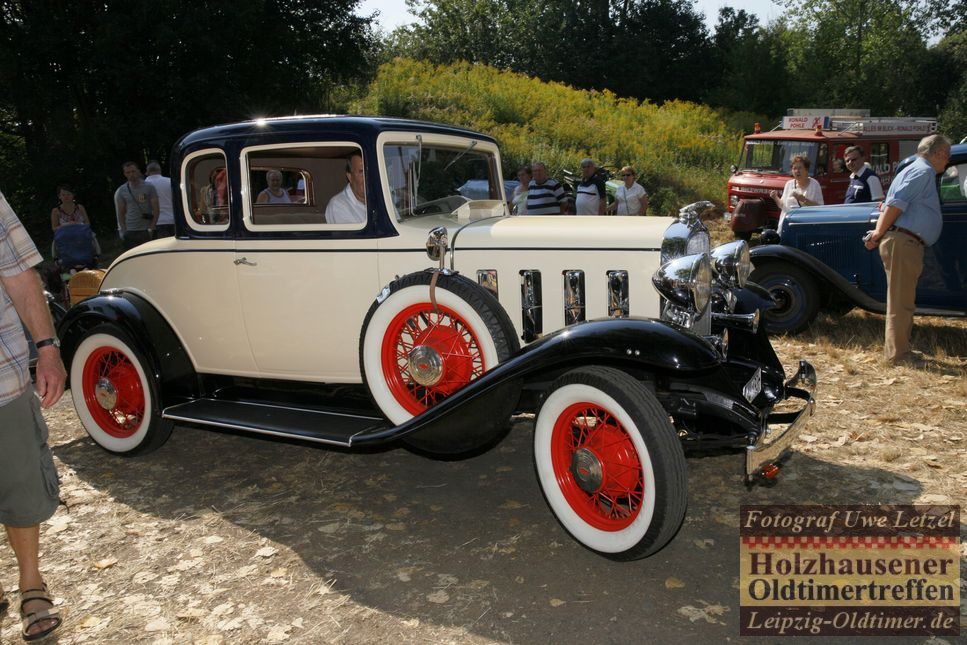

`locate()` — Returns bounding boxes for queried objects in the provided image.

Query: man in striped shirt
[526,162,569,214]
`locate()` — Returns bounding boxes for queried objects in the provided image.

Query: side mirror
[730,164,738,175]
[425,226,449,264]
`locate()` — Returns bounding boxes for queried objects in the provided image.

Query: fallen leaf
[427,590,449,604]
[255,547,278,558]
[549,598,566,607]
[94,557,118,570]
[144,618,170,632]
[79,615,105,629]
[204,536,225,545]
[800,434,817,443]
[665,577,686,589]
[270,568,288,578]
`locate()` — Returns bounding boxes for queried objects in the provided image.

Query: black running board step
[162,399,390,447]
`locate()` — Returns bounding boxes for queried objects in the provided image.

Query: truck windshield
[739,140,819,176]
[383,140,501,219]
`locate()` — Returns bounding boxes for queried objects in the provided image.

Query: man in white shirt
[325,152,367,225]
[145,160,175,237]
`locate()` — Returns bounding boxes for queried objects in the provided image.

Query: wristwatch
[35,337,60,350]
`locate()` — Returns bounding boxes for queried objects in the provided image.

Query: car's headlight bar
[652,253,712,317]
[710,240,752,288]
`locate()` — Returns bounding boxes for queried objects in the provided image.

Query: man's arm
[868,175,885,201]
[150,194,160,228]
[0,269,66,407]
[116,193,127,237]
[596,179,605,215]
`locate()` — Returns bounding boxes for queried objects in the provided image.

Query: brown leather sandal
[19,585,62,642]
[0,587,10,615]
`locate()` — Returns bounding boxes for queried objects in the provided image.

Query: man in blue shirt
[863,134,951,365]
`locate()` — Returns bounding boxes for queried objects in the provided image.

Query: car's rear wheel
[70,325,173,455]
[751,263,820,334]
[360,271,520,455]
[534,366,686,560]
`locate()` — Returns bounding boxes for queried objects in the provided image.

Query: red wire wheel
[380,302,486,415]
[81,345,146,438]
[550,402,644,531]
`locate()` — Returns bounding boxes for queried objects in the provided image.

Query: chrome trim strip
[607,270,629,318]
[563,269,585,325]
[477,269,498,297]
[520,269,542,341]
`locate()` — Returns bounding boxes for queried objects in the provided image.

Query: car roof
[176,115,497,149]
[896,142,967,173]
[743,130,926,142]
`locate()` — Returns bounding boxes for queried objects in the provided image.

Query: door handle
[234,257,257,266]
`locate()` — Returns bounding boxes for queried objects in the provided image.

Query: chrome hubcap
[570,448,603,493]
[94,378,118,410]
[408,345,444,386]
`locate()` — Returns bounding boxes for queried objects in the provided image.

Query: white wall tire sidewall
[70,333,154,453]
[362,283,500,425]
[534,383,657,554]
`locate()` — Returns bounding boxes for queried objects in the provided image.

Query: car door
[234,142,381,382]
[917,160,967,311]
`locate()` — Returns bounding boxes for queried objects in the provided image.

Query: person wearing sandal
[0,189,67,642]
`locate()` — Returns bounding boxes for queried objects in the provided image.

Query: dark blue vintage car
[750,143,967,333]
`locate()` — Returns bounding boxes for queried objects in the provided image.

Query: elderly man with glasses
[842,146,884,204]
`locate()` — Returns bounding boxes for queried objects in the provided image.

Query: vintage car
[749,143,967,333]
[57,116,816,560]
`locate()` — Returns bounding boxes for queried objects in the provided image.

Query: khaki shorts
[0,388,60,527]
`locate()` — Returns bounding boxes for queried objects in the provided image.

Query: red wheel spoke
[551,401,645,532]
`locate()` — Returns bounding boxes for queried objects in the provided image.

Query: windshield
[383,140,501,218]
[739,140,819,176]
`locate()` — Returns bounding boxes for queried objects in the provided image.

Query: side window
[184,151,230,229]
[243,145,365,228]
[870,142,890,176]
[939,164,966,204]
[815,144,829,176]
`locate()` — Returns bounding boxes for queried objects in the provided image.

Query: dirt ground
[1,312,965,644]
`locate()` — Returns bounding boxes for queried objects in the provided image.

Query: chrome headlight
[652,253,712,314]
[710,240,752,288]
[660,201,712,265]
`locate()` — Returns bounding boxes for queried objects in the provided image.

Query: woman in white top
[769,154,823,229]
[256,170,292,204]
[511,165,531,215]
[607,165,648,215]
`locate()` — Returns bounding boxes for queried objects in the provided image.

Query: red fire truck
[726,110,937,238]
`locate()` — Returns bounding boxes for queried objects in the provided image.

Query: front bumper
[745,360,817,477]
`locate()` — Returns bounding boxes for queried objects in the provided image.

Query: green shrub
[359,58,744,212]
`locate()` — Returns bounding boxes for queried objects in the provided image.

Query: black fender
[750,244,884,312]
[58,291,198,405]
[352,317,725,446]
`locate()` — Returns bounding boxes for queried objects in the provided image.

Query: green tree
[706,9,791,117]
[388,0,712,103]
[776,0,931,114]
[0,0,377,238]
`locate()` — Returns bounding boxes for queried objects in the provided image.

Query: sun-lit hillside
[358,58,743,215]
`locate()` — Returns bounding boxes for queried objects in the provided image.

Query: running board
[162,399,390,447]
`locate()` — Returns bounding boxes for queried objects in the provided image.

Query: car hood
[448,214,674,251]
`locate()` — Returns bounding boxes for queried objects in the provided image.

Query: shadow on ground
[51,417,948,644]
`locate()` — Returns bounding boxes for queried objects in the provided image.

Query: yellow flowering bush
[357,58,744,215]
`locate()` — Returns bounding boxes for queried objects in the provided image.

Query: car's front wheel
[360,271,520,455]
[534,367,687,560]
[751,263,820,334]
[70,325,173,455]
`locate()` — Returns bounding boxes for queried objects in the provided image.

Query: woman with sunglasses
[608,166,648,215]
